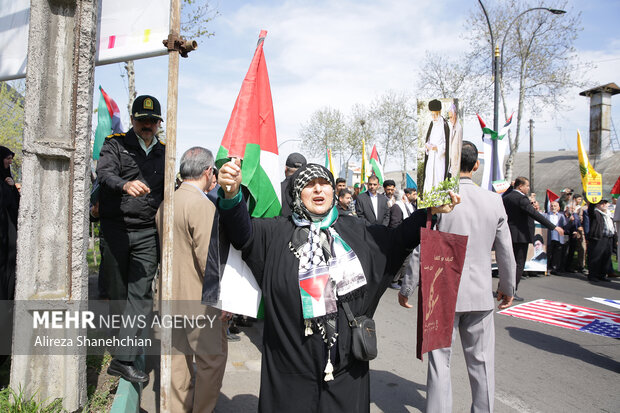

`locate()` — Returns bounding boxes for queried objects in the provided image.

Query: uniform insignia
[106,132,126,139]
[144,98,153,110]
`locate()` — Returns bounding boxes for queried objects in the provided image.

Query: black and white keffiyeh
[287,164,367,381]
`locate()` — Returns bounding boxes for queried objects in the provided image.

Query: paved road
[140,273,620,412]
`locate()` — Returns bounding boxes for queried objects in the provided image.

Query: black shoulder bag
[342,301,377,361]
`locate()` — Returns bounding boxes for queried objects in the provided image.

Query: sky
[93,0,620,175]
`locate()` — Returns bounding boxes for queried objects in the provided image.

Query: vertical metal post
[160,0,181,411]
[529,119,534,193]
[492,45,500,184]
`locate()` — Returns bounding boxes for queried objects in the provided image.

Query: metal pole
[160,0,181,411]
[479,1,565,188]
[477,0,499,187]
[492,45,500,184]
[529,119,534,193]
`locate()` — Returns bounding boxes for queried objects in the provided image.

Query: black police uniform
[96,128,165,362]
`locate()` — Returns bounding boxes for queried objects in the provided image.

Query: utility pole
[160,1,197,410]
[529,119,535,194]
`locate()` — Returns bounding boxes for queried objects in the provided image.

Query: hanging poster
[417,98,462,208]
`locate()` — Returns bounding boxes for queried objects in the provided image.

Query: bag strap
[341,301,357,326]
[426,209,433,229]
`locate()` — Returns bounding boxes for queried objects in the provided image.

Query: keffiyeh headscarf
[288,164,367,381]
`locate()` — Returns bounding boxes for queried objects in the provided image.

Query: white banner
[215,246,263,318]
[0,0,170,82]
[0,0,29,81]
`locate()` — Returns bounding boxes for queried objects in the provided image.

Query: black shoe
[600,277,611,282]
[513,294,524,302]
[521,275,529,279]
[107,359,149,383]
[587,276,599,283]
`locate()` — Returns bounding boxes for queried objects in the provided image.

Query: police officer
[97,95,165,383]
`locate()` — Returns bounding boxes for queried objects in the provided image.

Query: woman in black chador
[0,146,19,301]
[216,160,457,412]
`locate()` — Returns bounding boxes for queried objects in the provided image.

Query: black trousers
[512,242,529,289]
[587,236,613,280]
[100,222,159,362]
[547,240,565,271]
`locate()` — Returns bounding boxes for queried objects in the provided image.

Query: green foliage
[0,81,25,181]
[418,176,459,208]
[87,237,101,274]
[83,352,117,412]
[0,386,65,413]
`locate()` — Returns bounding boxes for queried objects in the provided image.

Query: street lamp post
[277,138,302,149]
[477,0,565,186]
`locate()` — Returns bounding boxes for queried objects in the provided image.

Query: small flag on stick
[93,86,123,160]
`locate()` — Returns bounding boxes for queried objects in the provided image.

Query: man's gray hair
[179,147,214,180]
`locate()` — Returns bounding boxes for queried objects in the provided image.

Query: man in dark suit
[586,199,614,282]
[355,175,390,226]
[502,176,564,300]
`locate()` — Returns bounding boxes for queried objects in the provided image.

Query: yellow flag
[577,129,603,203]
[360,139,369,186]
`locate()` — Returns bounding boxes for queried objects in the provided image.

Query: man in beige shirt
[156,147,229,412]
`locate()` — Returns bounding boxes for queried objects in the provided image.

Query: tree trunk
[125,60,136,117]
[344,153,354,183]
[401,146,407,188]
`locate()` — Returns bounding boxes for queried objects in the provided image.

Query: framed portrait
[416,98,462,208]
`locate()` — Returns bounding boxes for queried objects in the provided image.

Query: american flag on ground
[498,299,620,338]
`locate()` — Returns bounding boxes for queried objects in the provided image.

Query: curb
[109,355,145,413]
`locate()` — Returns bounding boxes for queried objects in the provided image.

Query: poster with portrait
[417,98,462,208]
[524,223,548,273]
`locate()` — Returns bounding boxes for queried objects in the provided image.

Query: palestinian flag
[215,30,280,318]
[611,176,620,199]
[370,144,384,185]
[215,30,281,218]
[300,268,334,319]
[544,189,559,213]
[325,148,337,178]
[577,129,602,203]
[93,86,123,160]
[478,113,513,191]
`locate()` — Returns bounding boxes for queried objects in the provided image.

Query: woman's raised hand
[219,158,242,198]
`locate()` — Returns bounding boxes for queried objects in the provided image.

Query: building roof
[473,150,620,201]
[579,83,620,97]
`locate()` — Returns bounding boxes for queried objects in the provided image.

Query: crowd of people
[1,93,617,412]
[503,183,619,291]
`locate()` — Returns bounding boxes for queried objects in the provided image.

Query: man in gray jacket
[398,141,516,413]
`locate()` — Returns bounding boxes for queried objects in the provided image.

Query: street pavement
[139,272,620,412]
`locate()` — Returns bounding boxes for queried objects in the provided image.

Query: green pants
[100,222,159,362]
